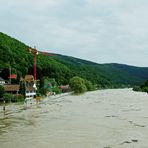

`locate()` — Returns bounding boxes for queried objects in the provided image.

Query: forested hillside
[0,32,148,88]
[54,55,148,86]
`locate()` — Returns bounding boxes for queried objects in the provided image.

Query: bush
[3,93,14,102]
[38,88,48,96]
[36,92,42,97]
[13,94,24,102]
[52,86,62,94]
[70,76,87,94]
[133,86,142,92]
[141,87,148,93]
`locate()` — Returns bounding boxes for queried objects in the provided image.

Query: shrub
[69,76,87,94]
[141,87,148,93]
[133,86,142,92]
[13,94,24,102]
[38,88,48,96]
[36,92,42,97]
[3,93,14,102]
[52,86,62,94]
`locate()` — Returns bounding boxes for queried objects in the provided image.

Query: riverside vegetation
[133,80,148,93]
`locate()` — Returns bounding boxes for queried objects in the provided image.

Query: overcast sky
[0,0,148,67]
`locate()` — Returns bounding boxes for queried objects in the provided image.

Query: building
[4,84,20,94]
[59,85,71,93]
[21,75,36,99]
[0,77,5,85]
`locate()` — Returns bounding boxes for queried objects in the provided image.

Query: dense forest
[0,32,148,89]
[54,55,148,86]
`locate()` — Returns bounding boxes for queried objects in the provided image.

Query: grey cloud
[0,0,148,66]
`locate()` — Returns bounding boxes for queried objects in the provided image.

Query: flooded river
[0,89,148,148]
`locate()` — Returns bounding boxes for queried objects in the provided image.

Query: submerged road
[0,89,148,148]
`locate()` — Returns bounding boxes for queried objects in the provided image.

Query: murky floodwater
[0,89,148,148]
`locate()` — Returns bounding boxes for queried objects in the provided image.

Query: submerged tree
[69,76,87,94]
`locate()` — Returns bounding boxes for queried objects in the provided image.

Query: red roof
[8,74,17,79]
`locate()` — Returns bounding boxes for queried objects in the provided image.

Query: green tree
[133,80,148,93]
[38,87,48,96]
[144,80,148,86]
[84,80,94,91]
[69,76,87,94]
[0,85,5,98]
[19,81,26,99]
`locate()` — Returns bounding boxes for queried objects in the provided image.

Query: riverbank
[0,89,148,148]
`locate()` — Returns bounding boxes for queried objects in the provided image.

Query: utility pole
[9,67,11,84]
[34,46,37,81]
[32,46,54,81]
[31,46,53,90]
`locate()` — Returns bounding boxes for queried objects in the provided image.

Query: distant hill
[0,32,148,88]
[54,55,148,85]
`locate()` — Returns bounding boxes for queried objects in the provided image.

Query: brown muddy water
[0,89,148,148]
